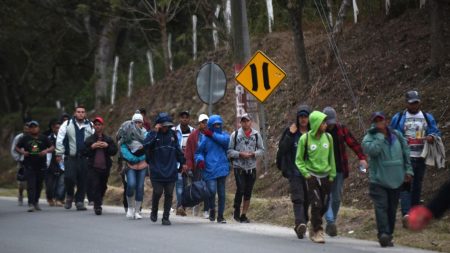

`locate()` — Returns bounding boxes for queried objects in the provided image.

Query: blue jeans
[55,173,65,200]
[325,172,344,224]
[206,176,227,217]
[400,158,426,215]
[126,168,146,201]
[176,173,183,207]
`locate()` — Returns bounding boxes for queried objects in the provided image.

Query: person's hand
[197,161,205,169]
[289,123,297,134]
[408,205,433,231]
[23,151,30,157]
[404,174,413,183]
[181,164,189,174]
[426,135,434,144]
[203,129,213,137]
[155,123,162,131]
[239,152,251,159]
[38,150,47,157]
[91,142,100,149]
[99,141,108,148]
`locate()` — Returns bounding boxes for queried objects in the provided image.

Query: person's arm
[278,128,294,154]
[184,133,196,170]
[120,144,145,163]
[362,132,385,157]
[10,135,22,161]
[83,135,96,157]
[425,113,441,137]
[295,134,309,178]
[106,136,118,156]
[227,131,240,159]
[210,131,230,149]
[254,132,265,158]
[55,120,68,156]
[342,126,366,160]
[328,134,336,181]
[194,139,206,166]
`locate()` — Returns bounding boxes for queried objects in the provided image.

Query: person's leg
[369,183,391,247]
[133,169,146,218]
[35,169,45,208]
[175,173,183,208]
[125,169,137,208]
[325,172,342,236]
[55,173,65,203]
[45,170,55,205]
[241,169,257,222]
[162,182,176,221]
[387,188,400,237]
[64,158,76,208]
[150,181,164,221]
[411,158,426,207]
[206,179,217,221]
[88,169,100,208]
[217,176,227,222]
[289,176,307,225]
[121,172,128,211]
[25,167,37,207]
[100,170,110,201]
[233,168,244,220]
[75,158,88,207]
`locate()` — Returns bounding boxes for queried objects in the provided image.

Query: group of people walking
[10,90,445,247]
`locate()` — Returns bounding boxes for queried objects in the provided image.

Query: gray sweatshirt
[227,128,265,171]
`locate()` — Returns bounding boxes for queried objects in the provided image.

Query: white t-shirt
[403,111,427,157]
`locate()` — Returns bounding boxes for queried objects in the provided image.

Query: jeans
[88,168,110,208]
[46,170,65,201]
[176,173,183,207]
[206,176,227,218]
[325,172,344,224]
[25,166,45,205]
[125,168,146,201]
[400,158,425,215]
[233,168,256,211]
[288,176,309,225]
[64,157,88,203]
[151,181,175,219]
[369,183,400,237]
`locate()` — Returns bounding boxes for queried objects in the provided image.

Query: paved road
[0,197,436,253]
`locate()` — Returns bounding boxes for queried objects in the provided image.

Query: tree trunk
[428,0,445,79]
[160,16,170,75]
[333,0,352,36]
[94,16,120,109]
[288,0,310,86]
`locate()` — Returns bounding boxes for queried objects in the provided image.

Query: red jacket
[184,129,201,170]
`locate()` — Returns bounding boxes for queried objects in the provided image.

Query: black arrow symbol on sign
[250,62,271,91]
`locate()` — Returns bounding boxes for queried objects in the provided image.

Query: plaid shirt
[330,124,366,178]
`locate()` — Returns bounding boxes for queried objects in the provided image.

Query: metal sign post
[196,62,227,115]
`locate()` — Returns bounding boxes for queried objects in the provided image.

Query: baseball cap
[406,90,420,104]
[370,111,386,122]
[297,105,311,117]
[27,120,39,127]
[323,107,337,125]
[240,113,251,121]
[198,114,209,123]
[179,111,190,117]
[93,116,104,124]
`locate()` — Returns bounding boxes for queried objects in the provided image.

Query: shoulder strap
[233,130,238,150]
[422,111,432,126]
[303,133,309,161]
[255,132,258,151]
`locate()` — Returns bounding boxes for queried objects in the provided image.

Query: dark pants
[25,166,45,205]
[120,173,128,210]
[64,156,88,203]
[289,176,309,225]
[369,183,400,237]
[151,181,175,219]
[233,168,257,211]
[306,177,331,232]
[45,171,65,201]
[400,158,426,215]
[88,168,110,208]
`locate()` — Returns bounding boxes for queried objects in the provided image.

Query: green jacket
[295,111,336,180]
[362,127,413,189]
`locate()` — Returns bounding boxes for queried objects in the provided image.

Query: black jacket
[278,127,304,178]
[427,180,450,219]
[83,134,118,170]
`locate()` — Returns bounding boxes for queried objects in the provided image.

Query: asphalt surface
[0,197,437,253]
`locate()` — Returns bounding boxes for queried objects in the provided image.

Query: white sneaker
[203,211,209,219]
[126,208,135,219]
[192,205,199,216]
[134,212,142,219]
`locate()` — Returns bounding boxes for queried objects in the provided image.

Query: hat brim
[240,117,251,121]
[326,119,337,125]
[298,111,309,117]
[162,122,174,127]
[407,99,420,104]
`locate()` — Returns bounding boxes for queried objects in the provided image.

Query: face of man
[407,102,420,114]
[93,121,104,134]
[160,126,169,133]
[51,124,61,135]
[198,120,208,131]
[240,118,252,131]
[28,125,40,136]
[213,123,221,129]
[74,107,86,121]
[373,117,386,131]
[319,121,327,133]
[298,115,309,128]
[179,114,190,127]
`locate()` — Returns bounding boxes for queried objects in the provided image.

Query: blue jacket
[195,115,230,181]
[144,129,186,182]
[120,144,146,164]
[390,110,441,137]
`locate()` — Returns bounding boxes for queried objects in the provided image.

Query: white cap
[198,114,209,123]
[132,111,143,123]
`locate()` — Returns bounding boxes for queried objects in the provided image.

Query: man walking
[84,117,118,215]
[390,90,441,225]
[322,107,368,236]
[10,122,29,206]
[55,105,94,211]
[228,113,264,223]
[45,119,65,207]
[173,111,194,216]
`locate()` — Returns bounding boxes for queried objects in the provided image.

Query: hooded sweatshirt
[295,111,336,180]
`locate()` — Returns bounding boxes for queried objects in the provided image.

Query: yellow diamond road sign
[235,50,286,103]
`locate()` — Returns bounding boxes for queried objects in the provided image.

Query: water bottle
[358,164,366,173]
[59,161,65,171]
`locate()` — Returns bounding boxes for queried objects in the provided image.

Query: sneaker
[240,214,250,223]
[325,223,337,237]
[162,218,171,225]
[94,207,102,215]
[27,204,35,212]
[18,195,23,206]
[126,208,135,219]
[34,204,42,211]
[176,207,187,216]
[311,230,325,243]
[135,212,143,220]
[203,211,209,219]
[379,233,391,247]
[294,223,307,239]
[150,211,157,222]
[88,201,94,206]
[47,199,55,207]
[76,202,87,211]
[192,205,199,216]
[217,216,227,224]
[209,209,216,222]
[402,215,409,229]
[55,200,64,207]
[308,224,315,239]
[233,210,241,222]
[64,197,73,209]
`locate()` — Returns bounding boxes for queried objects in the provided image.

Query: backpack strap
[393,111,405,130]
[303,133,309,161]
